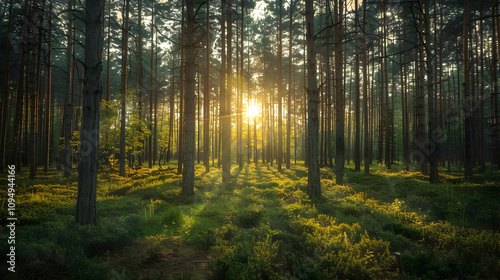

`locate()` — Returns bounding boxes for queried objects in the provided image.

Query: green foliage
[235,208,263,228]
[2,163,499,279]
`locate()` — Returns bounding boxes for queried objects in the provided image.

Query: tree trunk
[76,0,104,225]
[277,0,283,172]
[204,0,210,172]
[44,0,52,173]
[182,0,196,197]
[424,0,438,183]
[167,66,175,162]
[335,0,344,185]
[178,12,185,174]
[28,0,40,179]
[287,1,294,169]
[354,0,360,172]
[0,0,14,172]
[137,0,143,167]
[154,30,159,165]
[362,0,369,174]
[62,0,74,177]
[306,0,320,198]
[222,0,232,184]
[119,0,129,177]
[149,4,154,169]
[463,0,473,178]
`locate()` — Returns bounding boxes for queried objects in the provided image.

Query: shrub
[236,209,263,229]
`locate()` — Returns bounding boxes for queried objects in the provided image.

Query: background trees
[0,0,498,194]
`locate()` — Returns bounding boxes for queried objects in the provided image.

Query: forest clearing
[1,162,500,279]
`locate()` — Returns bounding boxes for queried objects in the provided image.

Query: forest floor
[1,161,500,279]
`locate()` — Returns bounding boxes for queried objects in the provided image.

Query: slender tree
[306,0,320,198]
[44,0,53,173]
[424,0,438,183]
[62,0,75,177]
[119,0,130,177]
[287,0,295,169]
[138,0,144,167]
[463,0,473,178]
[204,0,210,172]
[182,0,195,196]
[335,0,344,185]
[277,0,283,172]
[149,2,154,169]
[362,0,369,174]
[0,0,14,172]
[222,0,232,184]
[354,0,360,171]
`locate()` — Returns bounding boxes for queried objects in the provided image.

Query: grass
[0,161,499,279]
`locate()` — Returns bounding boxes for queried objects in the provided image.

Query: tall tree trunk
[463,0,473,178]
[11,1,28,169]
[287,0,294,169]
[277,0,283,172]
[362,0,369,174]
[237,0,244,170]
[106,2,111,102]
[219,0,226,170]
[335,0,344,185]
[325,1,332,168]
[149,3,154,169]
[424,0,438,183]
[383,2,390,170]
[222,0,232,184]
[306,0,320,198]
[182,0,196,197]
[0,0,13,171]
[417,9,427,175]
[137,0,143,167]
[493,1,500,170]
[204,0,210,172]
[178,10,185,174]
[354,0,360,172]
[402,16,409,171]
[167,66,174,162]
[28,0,40,178]
[44,0,53,173]
[62,0,74,177]
[119,0,129,177]
[76,0,104,225]
[154,29,158,165]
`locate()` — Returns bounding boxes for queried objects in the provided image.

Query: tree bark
[306,0,321,198]
[335,0,344,185]
[277,0,283,172]
[149,3,154,169]
[76,0,104,225]
[0,0,14,172]
[222,0,232,184]
[424,0,438,183]
[119,0,129,177]
[463,0,473,178]
[182,0,196,197]
[204,0,210,172]
[44,0,53,173]
[354,0,360,172]
[62,0,74,177]
[362,1,369,174]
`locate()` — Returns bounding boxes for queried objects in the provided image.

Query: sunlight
[246,100,259,119]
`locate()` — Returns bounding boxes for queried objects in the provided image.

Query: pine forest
[1,0,500,278]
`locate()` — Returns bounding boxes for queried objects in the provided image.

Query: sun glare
[246,101,259,119]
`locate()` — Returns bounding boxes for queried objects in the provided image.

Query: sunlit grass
[1,161,499,279]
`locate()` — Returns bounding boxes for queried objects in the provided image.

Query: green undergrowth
[0,162,499,279]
